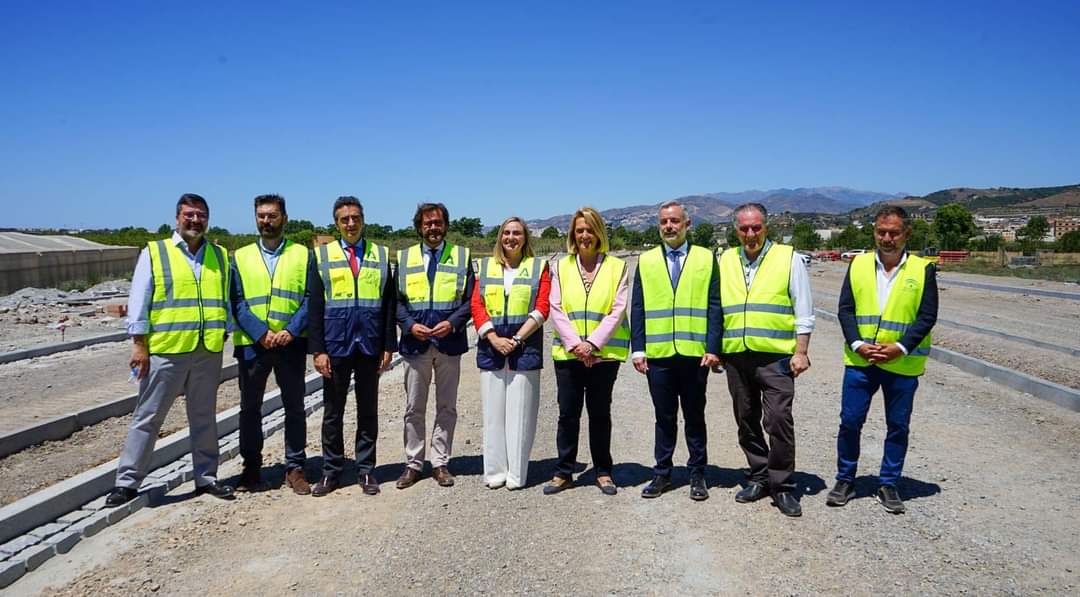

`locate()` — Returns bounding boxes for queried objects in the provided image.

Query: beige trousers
[402,345,462,470]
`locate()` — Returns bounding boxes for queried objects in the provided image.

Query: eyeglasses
[181,211,209,221]
[737,225,763,233]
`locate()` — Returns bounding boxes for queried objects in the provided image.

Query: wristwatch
[512,335,523,347]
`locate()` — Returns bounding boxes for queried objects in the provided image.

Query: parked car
[840,249,868,261]
[795,251,812,268]
[815,250,841,261]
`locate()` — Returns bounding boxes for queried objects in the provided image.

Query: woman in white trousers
[471,217,551,489]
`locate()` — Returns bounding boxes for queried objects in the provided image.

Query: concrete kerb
[0,362,240,459]
[813,308,1080,413]
[0,331,129,365]
[0,354,405,553]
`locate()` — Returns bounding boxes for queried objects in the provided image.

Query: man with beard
[106,193,235,506]
[395,202,475,489]
[308,196,396,497]
[230,194,312,494]
[828,205,938,514]
[719,203,814,518]
[631,201,722,501]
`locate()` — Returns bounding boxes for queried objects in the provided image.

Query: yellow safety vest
[638,245,712,358]
[478,256,542,325]
[397,243,470,311]
[232,240,309,346]
[719,243,797,355]
[843,253,932,376]
[552,254,630,361]
[146,239,228,354]
[315,240,389,308]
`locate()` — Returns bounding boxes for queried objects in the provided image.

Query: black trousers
[321,351,380,478]
[645,356,709,478]
[553,360,620,478]
[238,345,308,471]
[723,351,796,493]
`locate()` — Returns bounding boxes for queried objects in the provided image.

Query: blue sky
[2,1,1078,232]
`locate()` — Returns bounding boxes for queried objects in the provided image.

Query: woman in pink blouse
[544,207,631,496]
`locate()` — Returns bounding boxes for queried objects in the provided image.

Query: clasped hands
[410,321,453,342]
[258,330,295,350]
[856,342,903,364]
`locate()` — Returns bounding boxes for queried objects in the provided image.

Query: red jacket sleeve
[534,262,551,319]
[471,277,491,330]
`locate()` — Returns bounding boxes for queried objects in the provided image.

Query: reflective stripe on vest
[478,256,542,326]
[397,243,470,311]
[843,253,932,376]
[551,254,630,361]
[233,240,309,346]
[147,239,228,354]
[638,245,712,358]
[719,243,797,354]
[316,240,388,309]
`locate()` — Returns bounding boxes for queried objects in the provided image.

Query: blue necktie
[427,246,439,284]
[669,249,682,289]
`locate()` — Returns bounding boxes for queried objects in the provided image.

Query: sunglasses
[737,224,763,233]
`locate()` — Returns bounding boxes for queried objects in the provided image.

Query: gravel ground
[19,321,1080,596]
[0,280,130,353]
[811,262,1080,389]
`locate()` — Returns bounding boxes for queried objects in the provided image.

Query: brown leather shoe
[396,467,421,490]
[286,469,311,495]
[359,473,380,495]
[311,476,339,497]
[432,466,455,487]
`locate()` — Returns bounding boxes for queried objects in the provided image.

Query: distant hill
[527,187,905,231]
[850,183,1080,219]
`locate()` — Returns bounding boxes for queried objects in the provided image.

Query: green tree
[828,224,871,250]
[208,226,231,237]
[450,217,483,237]
[969,235,1004,252]
[791,222,823,250]
[1057,230,1080,252]
[284,219,316,234]
[908,219,932,251]
[725,226,739,248]
[932,204,977,250]
[1017,216,1050,244]
[691,222,716,248]
[541,226,561,239]
[156,223,172,235]
[640,225,661,246]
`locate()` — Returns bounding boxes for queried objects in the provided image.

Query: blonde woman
[544,207,630,496]
[471,217,551,489]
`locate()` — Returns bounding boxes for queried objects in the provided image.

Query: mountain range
[527,187,907,231]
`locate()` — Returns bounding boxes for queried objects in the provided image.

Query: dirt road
[17,320,1080,596]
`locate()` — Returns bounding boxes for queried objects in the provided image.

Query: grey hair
[658,200,688,218]
[733,202,768,220]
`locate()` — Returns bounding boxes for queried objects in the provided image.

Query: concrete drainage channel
[0,354,402,590]
[0,363,240,459]
[0,331,129,366]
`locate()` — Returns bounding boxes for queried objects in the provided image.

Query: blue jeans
[836,365,919,487]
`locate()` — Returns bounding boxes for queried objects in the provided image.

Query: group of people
[105,193,937,518]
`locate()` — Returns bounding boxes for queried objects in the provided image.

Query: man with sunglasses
[106,193,235,506]
[827,205,937,514]
[718,203,814,517]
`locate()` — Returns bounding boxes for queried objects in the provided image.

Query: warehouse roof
[0,232,134,254]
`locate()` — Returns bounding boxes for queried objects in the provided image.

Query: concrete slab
[45,530,81,554]
[0,558,25,589]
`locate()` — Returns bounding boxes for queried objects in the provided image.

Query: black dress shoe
[826,480,854,507]
[735,482,768,503]
[105,487,139,507]
[311,476,339,497]
[359,473,380,496]
[877,485,905,514]
[195,481,236,500]
[641,475,671,499]
[774,491,802,517]
[236,466,267,492]
[689,477,709,501]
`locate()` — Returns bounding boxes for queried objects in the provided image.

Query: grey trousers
[115,348,223,489]
[402,346,461,470]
